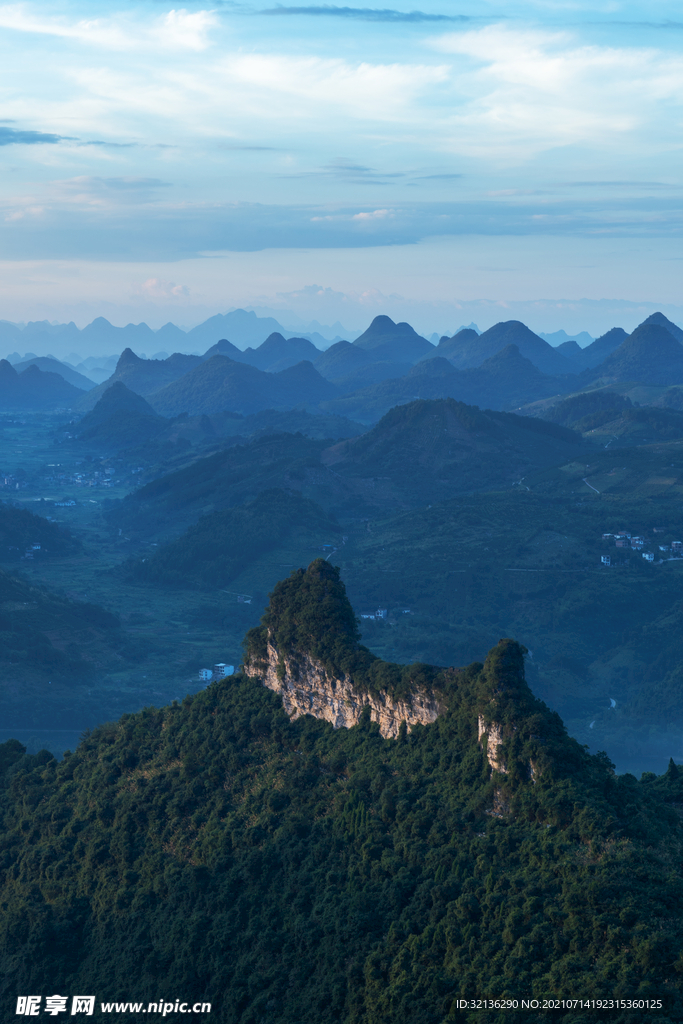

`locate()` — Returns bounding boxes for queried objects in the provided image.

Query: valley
[4,364,683,774]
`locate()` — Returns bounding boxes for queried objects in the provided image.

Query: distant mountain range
[6,310,683,423]
[0,308,355,365]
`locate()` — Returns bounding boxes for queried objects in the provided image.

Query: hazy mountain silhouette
[12,356,95,392]
[201,337,246,361]
[570,327,629,369]
[76,349,204,409]
[237,332,322,372]
[0,361,84,411]
[641,311,683,344]
[313,340,371,379]
[586,322,683,385]
[74,382,166,448]
[148,355,338,417]
[555,340,584,363]
[323,345,570,422]
[436,320,576,376]
[353,315,433,363]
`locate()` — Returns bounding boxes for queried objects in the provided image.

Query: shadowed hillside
[0,361,85,411]
[587,322,683,386]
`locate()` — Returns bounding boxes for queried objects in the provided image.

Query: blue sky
[1,0,683,335]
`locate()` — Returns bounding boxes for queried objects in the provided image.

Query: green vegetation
[247,559,438,702]
[542,391,683,442]
[542,391,632,427]
[0,503,78,561]
[0,571,682,1022]
[110,433,331,538]
[130,490,340,589]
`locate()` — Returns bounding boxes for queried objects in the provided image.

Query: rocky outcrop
[478,715,509,773]
[244,641,444,739]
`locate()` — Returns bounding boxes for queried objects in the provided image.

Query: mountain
[641,311,683,344]
[130,489,341,589]
[73,382,166,449]
[109,397,582,534]
[185,309,299,350]
[148,355,338,418]
[539,329,594,347]
[0,559,681,1018]
[323,345,571,422]
[437,320,576,376]
[541,390,633,429]
[353,315,434,363]
[321,397,582,505]
[578,327,629,368]
[537,391,683,442]
[109,433,333,537]
[75,349,205,410]
[79,316,157,352]
[586,322,683,386]
[209,408,364,442]
[200,337,245,361]
[12,356,96,391]
[457,344,573,410]
[330,360,413,394]
[313,340,371,380]
[424,327,479,361]
[555,339,584,363]
[0,360,85,411]
[237,332,322,372]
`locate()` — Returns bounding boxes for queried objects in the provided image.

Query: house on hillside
[198,669,213,682]
[642,552,655,562]
[601,555,611,566]
[213,663,234,680]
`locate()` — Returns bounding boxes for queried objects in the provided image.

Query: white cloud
[135,277,190,299]
[219,55,449,123]
[429,25,683,159]
[352,208,394,220]
[0,5,218,52]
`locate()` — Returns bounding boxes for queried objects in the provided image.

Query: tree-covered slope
[129,489,341,589]
[322,398,583,504]
[0,562,682,1022]
[0,566,134,729]
[586,323,683,386]
[323,347,573,421]
[0,503,78,562]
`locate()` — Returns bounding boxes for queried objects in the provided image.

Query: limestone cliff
[244,639,444,738]
[477,715,508,774]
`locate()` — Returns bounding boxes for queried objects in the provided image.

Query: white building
[198,668,213,682]
[213,663,235,679]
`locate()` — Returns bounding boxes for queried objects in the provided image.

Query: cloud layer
[0,1,681,323]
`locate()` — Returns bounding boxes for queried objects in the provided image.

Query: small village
[600,529,683,566]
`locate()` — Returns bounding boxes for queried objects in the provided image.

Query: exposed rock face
[478,715,508,773]
[244,640,444,739]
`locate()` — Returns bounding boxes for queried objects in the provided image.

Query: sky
[2,0,683,337]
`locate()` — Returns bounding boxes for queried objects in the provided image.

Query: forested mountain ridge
[0,559,682,1021]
